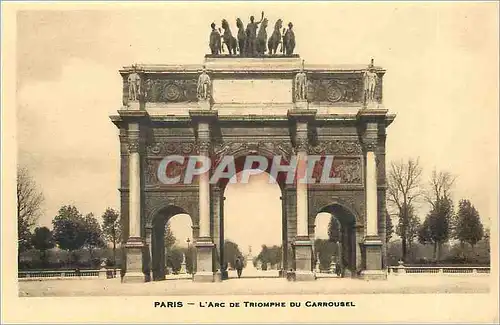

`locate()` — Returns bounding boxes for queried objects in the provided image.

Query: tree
[327,216,341,243]
[454,199,484,251]
[256,245,282,269]
[31,226,55,266]
[164,223,176,250]
[257,245,270,269]
[387,158,423,262]
[426,170,456,207]
[314,239,338,270]
[396,204,421,255]
[420,169,456,261]
[102,208,122,266]
[385,210,394,243]
[223,240,244,269]
[82,213,106,265]
[418,198,453,260]
[52,205,87,264]
[17,167,44,259]
[165,247,184,273]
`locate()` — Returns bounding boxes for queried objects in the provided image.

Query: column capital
[362,137,378,152]
[197,139,211,154]
[294,137,309,153]
[128,137,141,153]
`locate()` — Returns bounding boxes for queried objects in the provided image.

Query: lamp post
[186,238,191,274]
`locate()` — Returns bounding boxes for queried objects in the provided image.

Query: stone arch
[216,147,289,277]
[144,193,198,229]
[311,201,359,276]
[308,193,363,228]
[147,204,195,281]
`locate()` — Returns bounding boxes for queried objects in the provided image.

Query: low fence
[18,268,121,281]
[388,263,490,275]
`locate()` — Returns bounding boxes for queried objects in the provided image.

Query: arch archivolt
[308,190,365,227]
[144,191,198,228]
[213,140,294,163]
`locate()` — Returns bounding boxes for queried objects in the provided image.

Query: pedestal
[294,100,309,110]
[122,238,147,283]
[292,238,315,281]
[180,263,187,274]
[98,268,107,280]
[360,237,386,280]
[193,239,215,282]
[198,99,211,110]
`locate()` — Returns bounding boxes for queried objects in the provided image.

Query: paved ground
[19,274,491,297]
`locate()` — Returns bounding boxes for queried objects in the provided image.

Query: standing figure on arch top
[245,11,265,56]
[283,22,296,56]
[127,65,142,101]
[209,22,221,55]
[295,60,307,101]
[363,59,379,105]
[197,66,211,101]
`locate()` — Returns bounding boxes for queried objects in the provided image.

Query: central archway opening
[313,204,357,277]
[150,206,194,281]
[218,155,286,279]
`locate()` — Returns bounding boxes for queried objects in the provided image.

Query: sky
[15,3,499,253]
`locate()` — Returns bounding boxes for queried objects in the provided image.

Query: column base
[361,236,385,280]
[122,237,148,283]
[193,271,215,282]
[292,237,315,281]
[194,238,215,282]
[122,271,148,283]
[359,270,387,280]
[295,270,316,281]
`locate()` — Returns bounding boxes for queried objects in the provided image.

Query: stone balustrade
[388,263,490,275]
[18,269,121,281]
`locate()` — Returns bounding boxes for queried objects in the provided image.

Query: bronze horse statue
[256,18,268,55]
[267,19,283,55]
[221,19,237,55]
[236,18,246,56]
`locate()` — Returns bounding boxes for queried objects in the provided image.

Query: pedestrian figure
[235,256,243,278]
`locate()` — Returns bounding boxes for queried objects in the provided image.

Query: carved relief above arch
[308,190,365,226]
[144,191,199,228]
[145,141,198,156]
[213,140,294,163]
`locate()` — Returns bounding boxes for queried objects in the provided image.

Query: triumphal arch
[110,19,395,282]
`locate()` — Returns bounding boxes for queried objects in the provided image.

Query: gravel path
[18,274,491,297]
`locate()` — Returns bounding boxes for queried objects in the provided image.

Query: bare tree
[427,169,456,207]
[387,158,423,262]
[17,167,44,259]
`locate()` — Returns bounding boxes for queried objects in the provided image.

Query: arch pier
[110,55,395,283]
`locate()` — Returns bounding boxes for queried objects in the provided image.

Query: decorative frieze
[310,140,362,155]
[146,141,198,156]
[213,140,294,162]
[307,77,362,103]
[144,78,199,103]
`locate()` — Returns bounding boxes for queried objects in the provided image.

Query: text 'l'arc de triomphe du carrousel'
[110,12,395,283]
